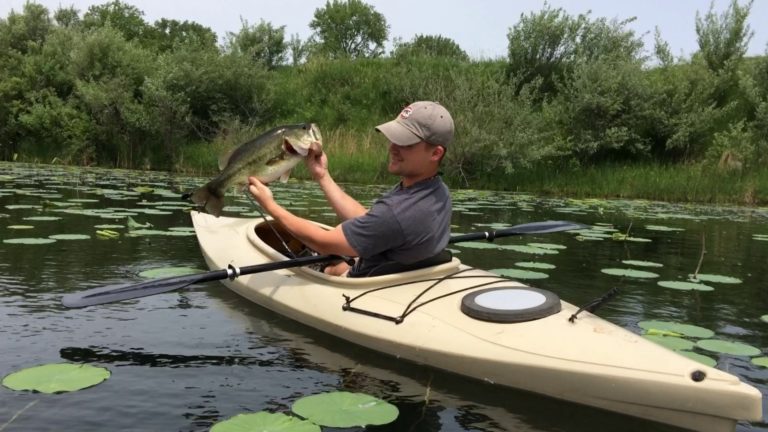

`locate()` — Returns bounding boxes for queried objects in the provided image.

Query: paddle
[61,220,587,308]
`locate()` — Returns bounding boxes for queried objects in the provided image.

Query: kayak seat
[351,250,453,278]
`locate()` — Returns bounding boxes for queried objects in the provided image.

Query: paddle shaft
[61,220,587,308]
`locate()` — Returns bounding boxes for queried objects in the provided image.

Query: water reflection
[1,162,767,431]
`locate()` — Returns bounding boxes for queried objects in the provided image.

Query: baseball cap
[375,101,454,147]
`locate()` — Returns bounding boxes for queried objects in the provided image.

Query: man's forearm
[317,174,366,220]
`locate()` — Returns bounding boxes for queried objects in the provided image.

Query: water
[1,162,767,431]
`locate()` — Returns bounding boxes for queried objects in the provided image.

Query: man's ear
[431,145,445,161]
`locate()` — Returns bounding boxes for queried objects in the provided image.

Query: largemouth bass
[190,123,322,217]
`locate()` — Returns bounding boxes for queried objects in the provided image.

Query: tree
[309,0,388,59]
[0,2,52,54]
[150,18,217,53]
[392,34,469,61]
[53,6,80,28]
[225,19,287,69]
[288,33,309,66]
[695,0,753,73]
[82,1,149,43]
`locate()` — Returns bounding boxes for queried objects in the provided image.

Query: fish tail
[190,184,225,217]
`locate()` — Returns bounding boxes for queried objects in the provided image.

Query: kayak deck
[191,211,762,432]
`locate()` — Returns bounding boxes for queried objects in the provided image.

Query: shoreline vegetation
[1,1,767,205]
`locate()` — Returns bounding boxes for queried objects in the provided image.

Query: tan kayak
[191,211,762,432]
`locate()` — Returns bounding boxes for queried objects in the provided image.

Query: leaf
[638,321,714,338]
[3,238,57,245]
[514,261,556,270]
[490,268,549,279]
[2,363,110,393]
[657,281,714,291]
[687,273,742,284]
[643,335,695,351]
[600,268,659,278]
[292,392,398,428]
[696,339,761,356]
[751,357,768,368]
[211,412,319,432]
[678,351,717,367]
[138,267,200,278]
[621,260,663,267]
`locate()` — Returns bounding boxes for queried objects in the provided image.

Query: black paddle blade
[448,220,588,244]
[61,270,227,308]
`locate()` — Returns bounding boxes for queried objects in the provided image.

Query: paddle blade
[61,271,226,308]
[449,220,588,244]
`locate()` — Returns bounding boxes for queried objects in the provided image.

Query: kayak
[191,211,762,432]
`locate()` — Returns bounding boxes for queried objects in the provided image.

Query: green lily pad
[678,351,717,367]
[643,334,695,351]
[638,321,714,338]
[292,391,398,428]
[645,225,684,232]
[601,268,659,278]
[211,412,319,432]
[490,268,549,279]
[621,260,663,267]
[688,274,742,284]
[3,237,57,245]
[761,315,768,323]
[526,242,566,250]
[138,267,199,279]
[696,339,761,356]
[127,216,153,229]
[2,363,110,393]
[49,234,91,240]
[94,224,124,229]
[501,245,559,254]
[457,242,502,250]
[751,357,768,368]
[95,229,120,239]
[23,216,62,221]
[7,225,34,229]
[514,262,556,270]
[657,281,715,291]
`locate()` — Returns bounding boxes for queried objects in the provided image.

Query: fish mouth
[283,139,301,156]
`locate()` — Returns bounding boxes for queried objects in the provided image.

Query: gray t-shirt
[341,176,451,277]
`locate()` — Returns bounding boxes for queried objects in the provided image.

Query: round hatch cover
[461,286,561,322]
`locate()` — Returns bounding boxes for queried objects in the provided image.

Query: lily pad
[751,357,768,368]
[643,335,695,351]
[3,237,57,245]
[621,260,663,268]
[678,351,717,367]
[526,242,566,250]
[638,321,714,338]
[211,412,319,432]
[138,267,199,279]
[645,225,684,232]
[457,242,502,250]
[292,391,398,428]
[95,229,120,239]
[500,245,559,254]
[2,363,110,393]
[600,268,659,278]
[514,262,556,270]
[7,225,34,229]
[657,281,715,291]
[23,216,62,221]
[490,268,549,279]
[696,339,761,356]
[688,274,742,284]
[49,234,91,240]
[761,315,768,323]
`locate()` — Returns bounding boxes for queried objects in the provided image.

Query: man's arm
[306,150,366,220]
[248,177,358,257]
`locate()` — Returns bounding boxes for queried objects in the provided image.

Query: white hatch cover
[461,286,561,322]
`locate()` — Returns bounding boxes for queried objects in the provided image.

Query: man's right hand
[306,148,328,182]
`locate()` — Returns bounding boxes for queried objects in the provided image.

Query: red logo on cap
[400,106,413,119]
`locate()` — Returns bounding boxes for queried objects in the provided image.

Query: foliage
[309,0,388,59]
[392,34,469,61]
[225,19,287,69]
[695,0,753,73]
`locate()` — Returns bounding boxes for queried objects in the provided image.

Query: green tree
[53,6,80,28]
[82,1,149,44]
[225,19,287,69]
[0,2,52,54]
[309,0,388,59]
[149,18,217,53]
[392,34,469,61]
[288,33,309,66]
[695,0,753,73]
[506,4,642,98]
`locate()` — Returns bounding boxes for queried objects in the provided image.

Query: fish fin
[279,169,292,183]
[190,184,224,217]
[218,147,237,171]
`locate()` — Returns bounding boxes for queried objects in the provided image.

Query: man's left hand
[248,177,274,208]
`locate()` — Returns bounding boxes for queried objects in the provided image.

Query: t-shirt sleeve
[341,201,405,259]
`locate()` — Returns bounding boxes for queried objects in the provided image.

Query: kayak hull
[191,211,762,432]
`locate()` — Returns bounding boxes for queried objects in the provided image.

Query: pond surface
[1,162,767,432]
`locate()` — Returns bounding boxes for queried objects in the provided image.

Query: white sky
[1,0,766,60]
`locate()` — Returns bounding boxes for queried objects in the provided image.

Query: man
[248,101,453,277]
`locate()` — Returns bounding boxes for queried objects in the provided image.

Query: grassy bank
[172,128,766,206]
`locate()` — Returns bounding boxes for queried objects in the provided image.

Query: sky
[1,0,766,60]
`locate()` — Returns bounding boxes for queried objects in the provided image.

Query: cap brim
[375,120,422,146]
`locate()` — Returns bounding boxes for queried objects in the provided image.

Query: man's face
[387,141,437,177]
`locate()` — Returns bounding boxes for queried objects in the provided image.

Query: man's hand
[305,147,328,182]
[248,176,274,209]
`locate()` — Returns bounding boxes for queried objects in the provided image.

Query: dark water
[1,162,767,432]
